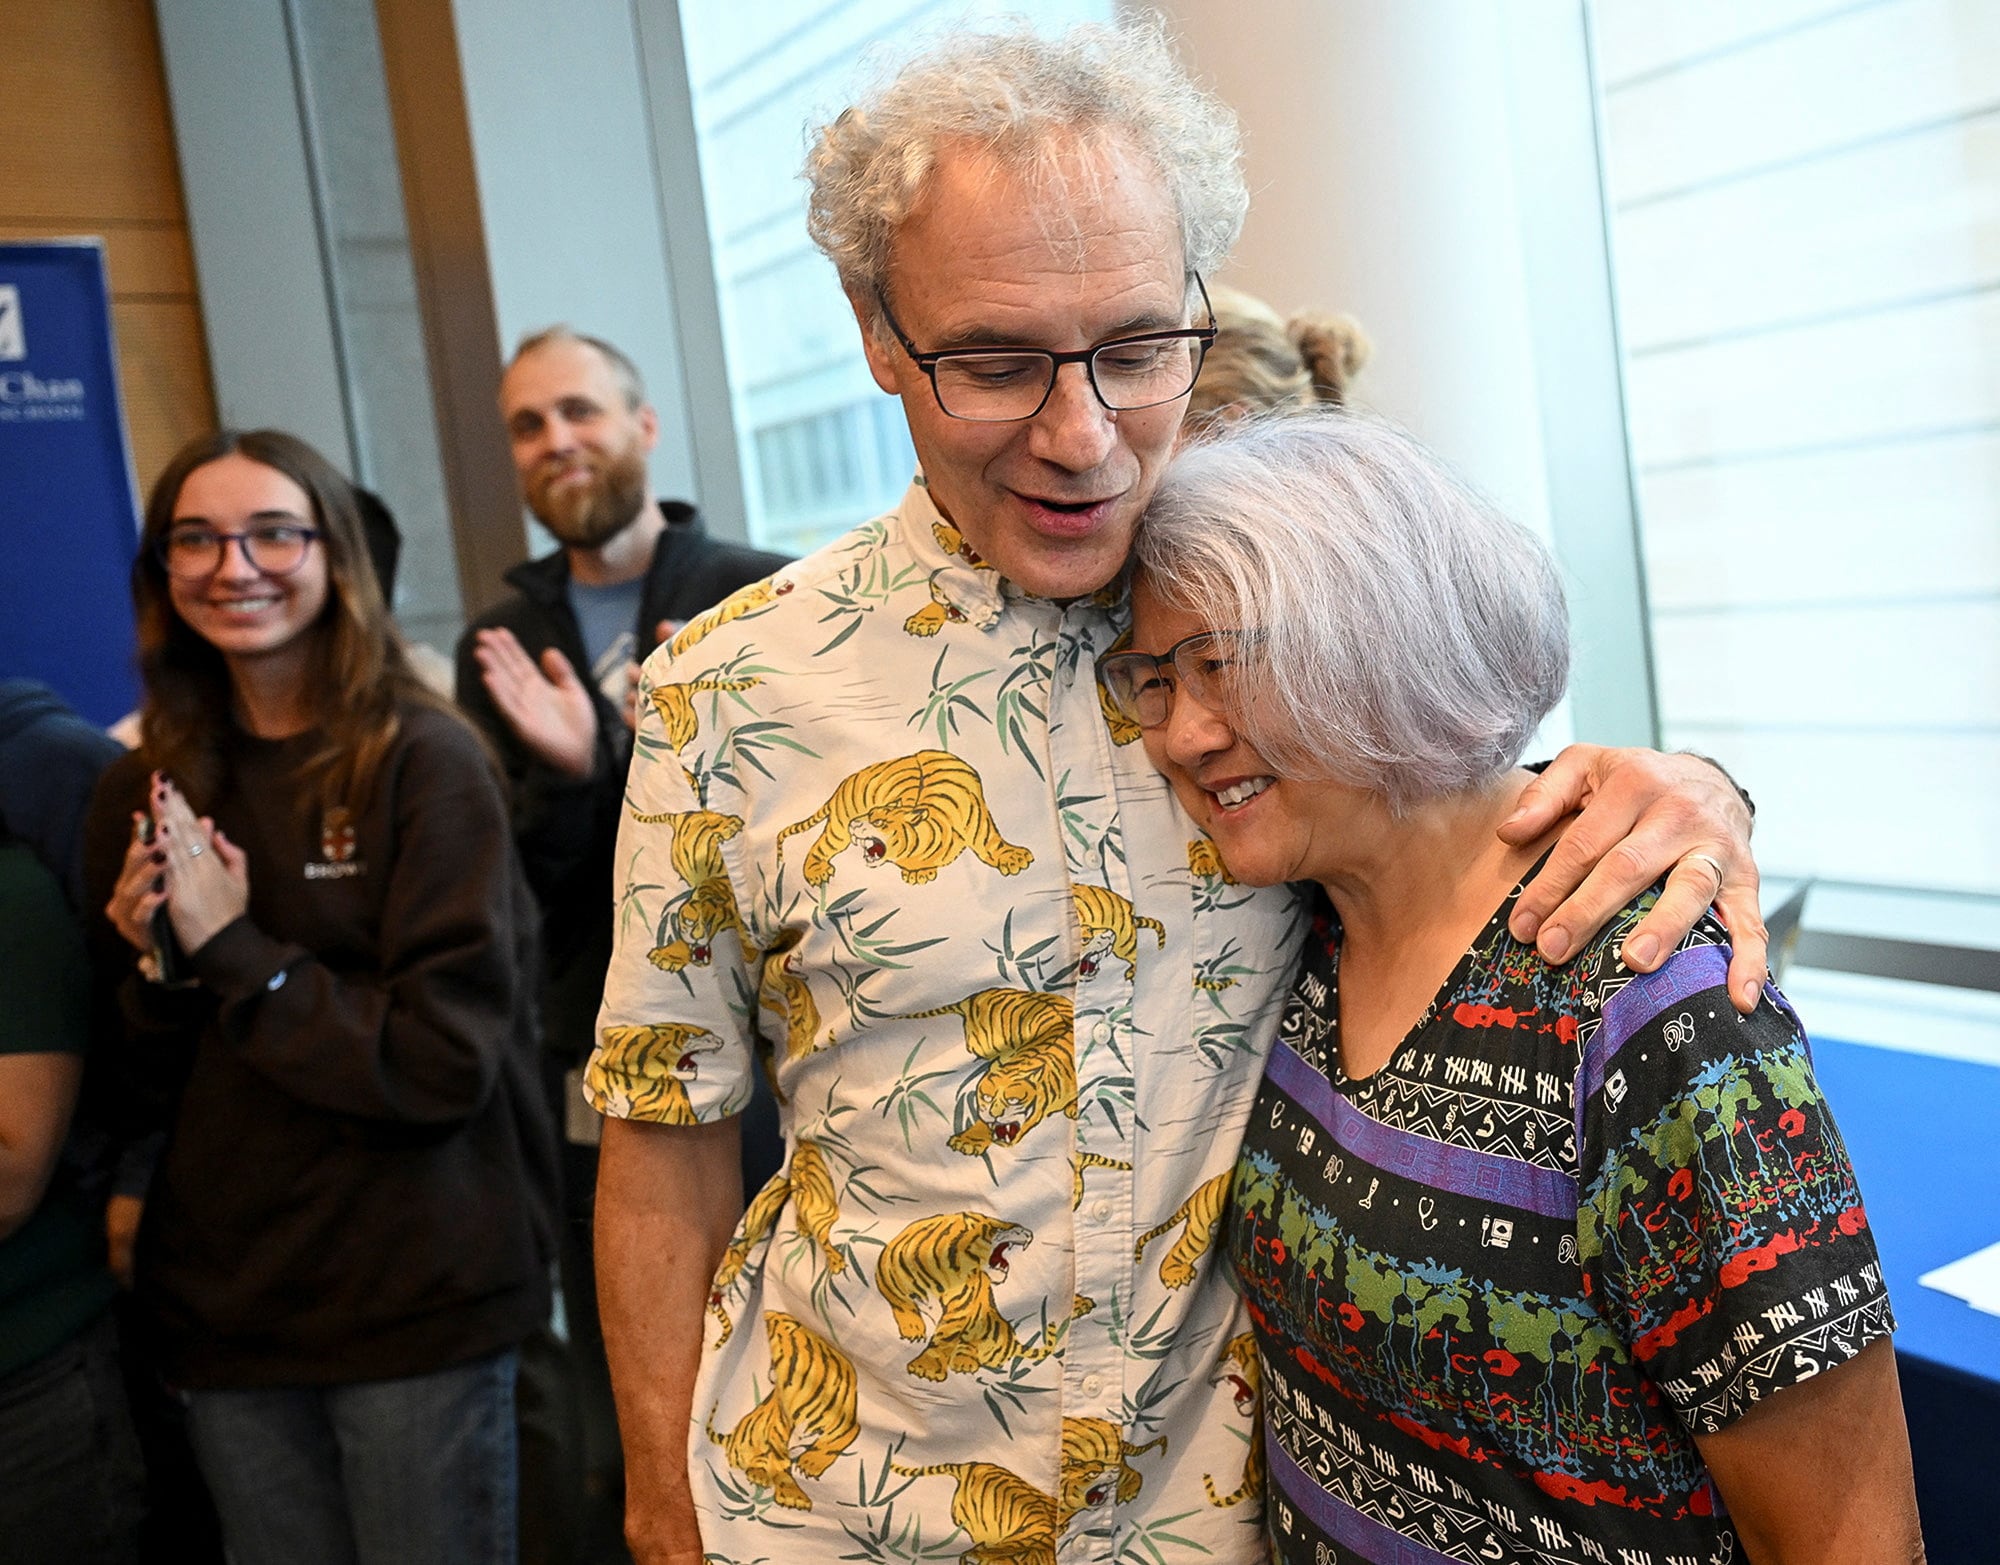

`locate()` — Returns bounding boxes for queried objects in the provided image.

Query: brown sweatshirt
[85,703,556,1388]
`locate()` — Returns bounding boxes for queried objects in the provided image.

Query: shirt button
[1090,1199,1113,1225]
[1091,1019,1113,1046]
[1080,1372,1104,1397]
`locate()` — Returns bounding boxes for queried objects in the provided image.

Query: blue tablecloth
[1811,1035,1999,1562]
[1811,1036,2000,1384]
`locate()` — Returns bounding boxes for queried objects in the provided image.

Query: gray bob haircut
[1137,411,1571,813]
[508,325,647,411]
[805,17,1246,308]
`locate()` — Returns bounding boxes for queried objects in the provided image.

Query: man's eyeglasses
[1097,628,1252,729]
[158,522,321,581]
[876,275,1217,423]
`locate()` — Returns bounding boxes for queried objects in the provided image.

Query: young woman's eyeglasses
[1097,629,1253,729]
[876,275,1217,423]
[157,522,321,580]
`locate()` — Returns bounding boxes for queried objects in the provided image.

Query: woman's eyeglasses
[1097,629,1252,729]
[157,522,321,581]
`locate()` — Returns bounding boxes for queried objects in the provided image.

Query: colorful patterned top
[589,478,1304,1564]
[1230,877,1892,1565]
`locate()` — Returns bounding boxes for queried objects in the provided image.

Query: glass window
[1594,1,2000,903]
[678,0,1114,558]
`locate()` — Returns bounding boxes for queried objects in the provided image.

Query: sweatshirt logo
[306,806,364,880]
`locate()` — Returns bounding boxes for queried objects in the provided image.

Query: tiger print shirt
[589,477,1306,1564]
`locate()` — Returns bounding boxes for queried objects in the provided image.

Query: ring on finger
[1686,851,1723,887]
[186,840,205,858]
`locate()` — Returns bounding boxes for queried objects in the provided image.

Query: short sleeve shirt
[589,479,1305,1563]
[1231,878,1893,1565]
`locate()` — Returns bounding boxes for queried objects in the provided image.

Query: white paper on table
[1918,1239,2000,1316]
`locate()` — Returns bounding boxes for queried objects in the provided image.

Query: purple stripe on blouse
[1580,944,1732,1115]
[1266,1416,1462,1565]
[1265,1041,1577,1220]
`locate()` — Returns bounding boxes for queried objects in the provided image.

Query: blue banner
[0,241,142,727]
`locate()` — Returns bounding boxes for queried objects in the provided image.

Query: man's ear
[636,401,661,453]
[849,290,900,395]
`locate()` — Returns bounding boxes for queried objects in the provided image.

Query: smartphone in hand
[134,814,187,985]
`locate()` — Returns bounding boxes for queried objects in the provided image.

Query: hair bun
[1287,313,1371,405]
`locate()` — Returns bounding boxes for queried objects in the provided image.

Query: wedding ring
[1686,851,1723,886]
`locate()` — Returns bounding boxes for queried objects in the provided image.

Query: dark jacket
[0,680,123,911]
[454,502,788,1061]
[83,706,558,1388]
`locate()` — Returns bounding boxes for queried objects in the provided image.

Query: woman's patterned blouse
[1232,878,1893,1565]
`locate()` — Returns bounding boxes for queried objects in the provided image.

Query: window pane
[1595,1,2000,898]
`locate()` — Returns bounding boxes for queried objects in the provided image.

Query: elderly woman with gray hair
[1103,411,1922,1565]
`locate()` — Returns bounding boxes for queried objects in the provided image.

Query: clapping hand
[150,774,249,954]
[473,627,598,778]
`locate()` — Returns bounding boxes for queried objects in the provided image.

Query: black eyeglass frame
[1097,627,1255,730]
[155,523,324,582]
[875,274,1218,423]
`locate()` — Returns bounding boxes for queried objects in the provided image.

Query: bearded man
[454,330,788,1558]
[457,327,788,1062]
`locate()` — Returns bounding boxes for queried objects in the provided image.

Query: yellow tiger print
[1134,1172,1230,1290]
[1187,836,1237,884]
[646,877,743,973]
[886,1459,1061,1565]
[931,518,990,569]
[708,1173,791,1345]
[667,576,791,657]
[625,808,743,888]
[1095,627,1142,747]
[1072,884,1165,981]
[589,1023,721,1124]
[761,949,831,1058]
[706,1312,857,1510]
[789,1139,844,1276]
[875,1211,1073,1383]
[905,989,1076,1156]
[776,750,1033,888]
[1071,1150,1133,1209]
[1059,1418,1166,1527]
[646,675,759,751]
[1204,1331,1264,1507]
[903,576,969,637]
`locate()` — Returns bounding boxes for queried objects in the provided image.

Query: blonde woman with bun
[1184,284,1371,425]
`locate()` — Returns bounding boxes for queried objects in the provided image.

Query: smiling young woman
[84,429,557,1565]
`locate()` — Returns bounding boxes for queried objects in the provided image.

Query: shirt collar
[898,473,1132,636]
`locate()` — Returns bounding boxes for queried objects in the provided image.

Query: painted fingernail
[1626,934,1658,968]
[1540,928,1572,963]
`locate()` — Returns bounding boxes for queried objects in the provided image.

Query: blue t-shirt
[568,576,645,709]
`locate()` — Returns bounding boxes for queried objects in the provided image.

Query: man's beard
[527,444,649,550]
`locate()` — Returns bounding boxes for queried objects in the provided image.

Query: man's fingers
[475,627,539,685]
[1617,854,1723,974]
[1519,836,1655,964]
[1498,744,1606,846]
[1508,796,1640,949]
[1712,875,1769,1015]
[538,646,581,690]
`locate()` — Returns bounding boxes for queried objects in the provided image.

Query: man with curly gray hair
[588,20,1766,1565]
